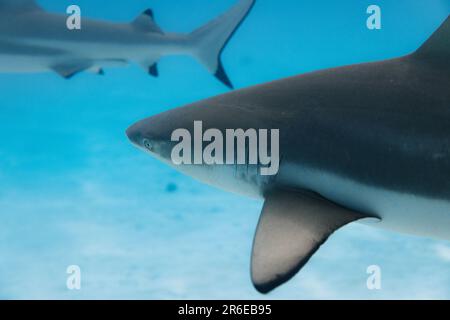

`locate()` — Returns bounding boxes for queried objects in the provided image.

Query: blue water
[0,0,449,299]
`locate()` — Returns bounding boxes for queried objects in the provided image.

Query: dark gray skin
[128,54,450,194]
[127,16,450,292]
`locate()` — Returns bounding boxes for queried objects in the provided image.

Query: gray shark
[127,16,450,293]
[0,0,255,88]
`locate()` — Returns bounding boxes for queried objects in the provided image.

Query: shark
[0,0,255,88]
[127,16,450,293]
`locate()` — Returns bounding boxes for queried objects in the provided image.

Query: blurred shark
[0,0,255,88]
[128,16,450,293]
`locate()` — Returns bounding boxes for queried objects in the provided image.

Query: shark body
[0,0,255,87]
[127,16,450,293]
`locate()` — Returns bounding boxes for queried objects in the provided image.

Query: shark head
[126,111,176,165]
[126,100,279,198]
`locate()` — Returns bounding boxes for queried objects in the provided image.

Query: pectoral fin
[52,61,93,79]
[139,56,160,77]
[251,190,374,294]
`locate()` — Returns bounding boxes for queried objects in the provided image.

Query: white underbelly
[283,164,450,241]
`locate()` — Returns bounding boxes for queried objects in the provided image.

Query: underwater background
[0,0,449,299]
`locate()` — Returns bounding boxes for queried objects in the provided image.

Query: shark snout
[126,123,143,147]
[126,117,170,159]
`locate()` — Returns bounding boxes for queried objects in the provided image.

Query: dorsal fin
[0,0,42,12]
[414,16,449,67]
[131,9,164,34]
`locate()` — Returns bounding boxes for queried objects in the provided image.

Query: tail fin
[189,0,255,88]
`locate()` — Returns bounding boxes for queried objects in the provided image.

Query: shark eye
[142,139,153,151]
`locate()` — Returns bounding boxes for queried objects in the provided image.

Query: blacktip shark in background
[0,0,255,88]
[127,16,450,293]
